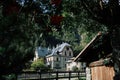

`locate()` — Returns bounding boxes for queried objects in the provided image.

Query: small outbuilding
[74,32,114,80]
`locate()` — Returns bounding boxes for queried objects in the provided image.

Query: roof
[57,43,71,52]
[46,43,71,57]
[66,57,75,63]
[74,32,112,62]
[36,47,51,57]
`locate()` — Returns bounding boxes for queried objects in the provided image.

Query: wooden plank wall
[91,66,115,80]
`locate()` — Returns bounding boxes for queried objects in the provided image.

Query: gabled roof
[46,43,71,57]
[57,43,71,52]
[74,32,112,62]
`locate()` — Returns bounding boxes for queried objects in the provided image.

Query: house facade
[46,43,73,71]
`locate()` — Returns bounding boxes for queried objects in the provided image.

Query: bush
[30,58,50,71]
[72,66,78,71]
[0,74,16,80]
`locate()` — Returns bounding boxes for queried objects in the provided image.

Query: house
[34,47,51,61]
[74,32,114,80]
[46,43,73,71]
[66,57,86,71]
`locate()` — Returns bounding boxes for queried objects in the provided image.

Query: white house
[46,43,73,71]
[34,47,51,61]
[66,57,81,71]
[66,57,86,71]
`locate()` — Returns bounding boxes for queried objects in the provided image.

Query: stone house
[46,43,73,71]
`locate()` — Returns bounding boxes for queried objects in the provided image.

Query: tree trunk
[111,26,120,80]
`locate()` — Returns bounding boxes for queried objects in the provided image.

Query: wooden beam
[89,58,111,67]
[73,32,102,62]
[89,59,104,67]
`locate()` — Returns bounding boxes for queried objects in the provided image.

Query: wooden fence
[17,71,86,80]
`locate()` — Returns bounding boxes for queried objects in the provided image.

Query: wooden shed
[74,32,114,80]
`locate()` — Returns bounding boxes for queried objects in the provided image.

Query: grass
[79,77,86,80]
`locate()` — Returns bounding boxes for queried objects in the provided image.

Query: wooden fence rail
[17,71,86,80]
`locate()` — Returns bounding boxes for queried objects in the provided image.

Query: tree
[1,0,118,79]
[0,0,63,79]
[31,58,49,71]
[72,66,79,71]
[0,8,36,74]
[80,0,120,79]
[57,0,107,56]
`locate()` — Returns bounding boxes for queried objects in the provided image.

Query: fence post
[38,71,41,80]
[25,72,26,79]
[15,73,18,80]
[56,71,58,80]
[78,71,80,79]
[69,71,71,80]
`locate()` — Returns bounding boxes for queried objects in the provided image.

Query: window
[55,64,61,69]
[65,58,66,61]
[56,57,59,61]
[57,51,59,55]
[65,64,66,67]
[65,51,66,56]
[66,47,69,50]
[69,52,72,56]
[56,64,59,67]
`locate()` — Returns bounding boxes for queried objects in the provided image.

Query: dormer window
[57,51,59,55]
[66,47,69,50]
